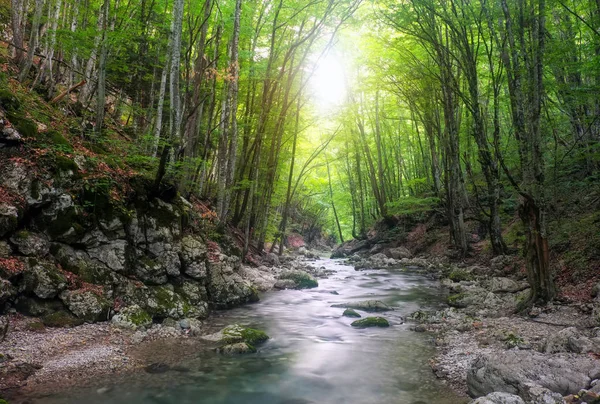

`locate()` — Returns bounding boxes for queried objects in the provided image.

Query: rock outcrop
[0,148,262,326]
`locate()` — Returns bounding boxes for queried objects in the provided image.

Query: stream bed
[34,259,467,404]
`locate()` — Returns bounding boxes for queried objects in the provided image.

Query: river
[34,258,467,404]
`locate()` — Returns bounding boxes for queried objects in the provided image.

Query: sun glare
[309,54,347,108]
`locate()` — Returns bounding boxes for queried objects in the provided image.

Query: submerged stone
[351,317,390,328]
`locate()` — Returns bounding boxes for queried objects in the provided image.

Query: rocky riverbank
[334,242,600,404]
[0,249,326,400]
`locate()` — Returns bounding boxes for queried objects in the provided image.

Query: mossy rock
[111,305,152,329]
[277,270,318,289]
[0,398,9,404]
[342,308,361,318]
[448,270,474,282]
[54,155,79,175]
[6,113,37,138]
[240,328,269,345]
[447,293,468,308]
[351,317,390,328]
[41,311,83,327]
[205,324,270,351]
[0,89,21,112]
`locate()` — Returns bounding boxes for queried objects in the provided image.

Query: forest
[1,0,600,401]
[4,0,595,302]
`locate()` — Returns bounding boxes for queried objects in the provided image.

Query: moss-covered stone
[240,328,269,345]
[448,269,474,282]
[447,293,467,308]
[111,305,152,329]
[55,155,79,175]
[0,89,21,112]
[351,317,390,328]
[41,311,83,327]
[343,308,361,318]
[277,270,318,289]
[6,113,37,138]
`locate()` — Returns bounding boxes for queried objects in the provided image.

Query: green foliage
[386,197,440,216]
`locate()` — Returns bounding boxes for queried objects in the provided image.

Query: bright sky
[308,53,347,109]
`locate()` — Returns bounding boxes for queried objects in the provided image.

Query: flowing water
[33,259,467,404]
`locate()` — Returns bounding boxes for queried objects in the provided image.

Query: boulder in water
[343,309,361,318]
[276,270,318,289]
[351,317,390,328]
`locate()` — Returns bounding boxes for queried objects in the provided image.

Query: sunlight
[309,53,347,108]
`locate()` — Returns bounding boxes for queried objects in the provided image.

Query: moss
[279,271,318,289]
[55,155,79,175]
[448,269,474,282]
[0,398,9,404]
[42,311,83,327]
[0,88,21,112]
[240,328,269,345]
[351,317,390,328]
[6,113,37,138]
[46,130,73,152]
[129,309,152,326]
[25,320,45,332]
[342,308,361,318]
[447,293,467,308]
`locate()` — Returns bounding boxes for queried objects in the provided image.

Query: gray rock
[87,240,127,273]
[471,392,525,404]
[489,277,528,293]
[265,252,280,266]
[0,279,16,305]
[387,247,412,260]
[467,350,598,397]
[23,260,67,299]
[592,282,600,298]
[145,286,204,319]
[59,289,109,322]
[162,250,181,277]
[543,327,597,354]
[206,259,259,309]
[10,231,49,256]
[331,300,394,312]
[520,383,566,404]
[0,203,19,238]
[133,254,168,285]
[111,305,152,330]
[0,240,11,257]
[0,316,8,342]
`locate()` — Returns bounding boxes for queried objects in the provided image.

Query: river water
[35,259,466,404]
